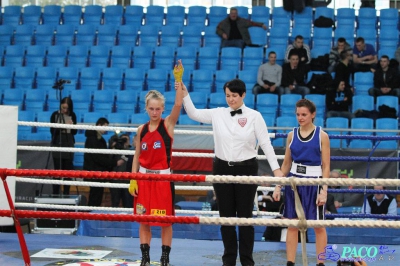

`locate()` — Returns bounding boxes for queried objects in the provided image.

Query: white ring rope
[14,203,280,217]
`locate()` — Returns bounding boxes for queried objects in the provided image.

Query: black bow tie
[230,109,242,116]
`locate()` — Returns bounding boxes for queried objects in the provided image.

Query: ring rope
[5,169,400,186]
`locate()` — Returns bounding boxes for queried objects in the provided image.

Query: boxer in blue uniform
[273,99,330,266]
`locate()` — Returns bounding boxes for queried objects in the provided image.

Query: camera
[113,137,129,150]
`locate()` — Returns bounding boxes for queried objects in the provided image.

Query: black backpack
[306,72,333,94]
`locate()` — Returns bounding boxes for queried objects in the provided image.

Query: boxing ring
[1,109,400,265]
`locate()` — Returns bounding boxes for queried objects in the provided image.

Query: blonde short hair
[145,90,165,108]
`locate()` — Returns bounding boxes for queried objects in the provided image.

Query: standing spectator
[326,80,354,121]
[363,186,397,216]
[129,61,183,266]
[50,97,77,196]
[334,50,353,91]
[328,37,352,73]
[352,37,377,73]
[84,117,125,207]
[285,35,311,66]
[108,133,133,208]
[179,76,283,266]
[252,51,283,97]
[274,99,330,266]
[368,55,400,102]
[216,7,267,49]
[281,54,309,97]
[329,170,364,208]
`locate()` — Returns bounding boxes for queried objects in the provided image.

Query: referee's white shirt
[183,94,280,171]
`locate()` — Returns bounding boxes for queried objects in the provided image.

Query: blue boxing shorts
[283,173,325,220]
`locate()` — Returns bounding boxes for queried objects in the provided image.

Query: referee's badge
[238,118,247,127]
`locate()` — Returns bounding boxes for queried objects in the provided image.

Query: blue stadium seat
[13,24,34,47]
[3,5,22,27]
[268,26,289,47]
[80,67,101,91]
[154,46,175,71]
[3,88,25,110]
[203,26,221,48]
[115,90,138,113]
[351,95,374,113]
[336,8,355,28]
[334,26,355,46]
[233,6,249,19]
[198,46,219,71]
[349,117,374,149]
[357,7,377,29]
[0,66,14,89]
[110,45,132,69]
[273,116,298,147]
[305,94,326,117]
[208,92,226,108]
[14,66,35,89]
[34,24,54,46]
[146,68,169,92]
[192,69,214,94]
[208,6,227,28]
[271,7,291,30]
[107,113,130,125]
[312,27,332,49]
[379,8,399,29]
[0,25,14,47]
[188,91,208,109]
[186,6,206,28]
[314,7,334,21]
[101,67,123,90]
[36,66,57,89]
[67,45,89,69]
[36,111,53,132]
[242,47,263,71]
[42,5,62,26]
[104,5,123,26]
[378,28,399,51]
[179,114,201,125]
[251,6,270,27]
[132,46,153,70]
[220,47,242,71]
[163,90,177,113]
[145,5,165,27]
[124,68,146,91]
[181,25,203,48]
[70,89,92,104]
[25,45,46,68]
[376,95,398,114]
[62,5,82,28]
[175,46,197,71]
[215,70,237,93]
[238,69,257,93]
[243,93,255,109]
[256,94,279,117]
[57,66,79,90]
[92,90,115,113]
[75,24,96,46]
[248,27,267,47]
[124,5,144,27]
[166,6,185,28]
[83,112,105,124]
[22,5,42,27]
[138,24,160,47]
[325,117,349,148]
[353,72,374,95]
[118,24,139,46]
[160,25,181,48]
[89,45,111,69]
[280,94,302,116]
[82,5,103,28]
[25,89,46,112]
[293,6,313,28]
[45,45,67,68]
[131,113,150,125]
[97,24,118,46]
[375,118,398,149]
[18,110,35,140]
[378,47,396,60]
[262,114,275,128]
[54,24,75,47]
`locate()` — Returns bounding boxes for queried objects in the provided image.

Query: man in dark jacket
[326,80,354,121]
[280,53,309,96]
[84,117,125,206]
[368,55,400,103]
[216,7,267,48]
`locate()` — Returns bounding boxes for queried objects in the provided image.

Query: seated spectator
[280,53,309,97]
[326,80,354,121]
[252,51,283,96]
[352,37,377,73]
[285,35,311,67]
[328,37,353,73]
[206,189,219,211]
[329,170,364,208]
[363,186,397,216]
[334,50,353,91]
[368,55,400,103]
[216,7,267,49]
[257,189,282,213]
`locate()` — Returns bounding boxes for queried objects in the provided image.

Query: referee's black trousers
[213,158,258,266]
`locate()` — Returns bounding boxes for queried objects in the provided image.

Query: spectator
[108,133,133,208]
[328,37,352,73]
[394,46,400,71]
[206,190,218,211]
[363,186,397,216]
[334,50,353,91]
[281,53,309,97]
[252,51,283,96]
[326,80,354,121]
[216,7,267,49]
[329,170,364,208]
[368,55,400,102]
[83,117,125,207]
[352,37,377,73]
[50,97,77,195]
[285,35,311,66]
[257,186,282,213]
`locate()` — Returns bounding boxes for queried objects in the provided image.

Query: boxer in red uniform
[129,61,184,266]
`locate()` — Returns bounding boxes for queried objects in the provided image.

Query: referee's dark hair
[223,79,246,97]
